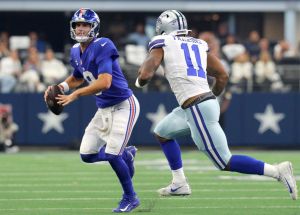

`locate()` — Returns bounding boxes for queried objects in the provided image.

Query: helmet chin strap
[74,27,96,43]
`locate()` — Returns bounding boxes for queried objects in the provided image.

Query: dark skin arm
[206,52,229,96]
[137,48,164,86]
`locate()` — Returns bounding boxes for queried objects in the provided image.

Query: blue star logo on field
[37,111,69,134]
[254,104,285,134]
[146,104,168,131]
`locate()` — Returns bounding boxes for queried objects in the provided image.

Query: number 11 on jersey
[181,43,206,78]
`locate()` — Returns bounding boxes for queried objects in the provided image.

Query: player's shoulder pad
[72,43,80,48]
[197,38,209,52]
[148,35,168,52]
[93,37,118,62]
[92,37,116,53]
[93,37,113,47]
[70,43,80,59]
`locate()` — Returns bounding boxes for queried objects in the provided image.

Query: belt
[181,92,216,109]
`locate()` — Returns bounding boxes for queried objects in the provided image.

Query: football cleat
[113,194,140,213]
[124,146,137,178]
[157,181,191,196]
[276,161,298,200]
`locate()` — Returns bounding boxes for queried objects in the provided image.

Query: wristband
[59,81,70,93]
[135,78,143,88]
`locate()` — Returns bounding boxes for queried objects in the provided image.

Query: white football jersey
[148,35,211,105]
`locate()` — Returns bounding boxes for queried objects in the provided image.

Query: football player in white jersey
[136,10,297,200]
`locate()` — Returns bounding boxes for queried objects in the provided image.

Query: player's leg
[154,106,191,196]
[108,95,140,178]
[79,109,109,162]
[106,95,140,212]
[187,99,297,200]
[79,107,136,166]
[79,102,140,212]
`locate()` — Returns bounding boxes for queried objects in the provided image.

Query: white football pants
[80,95,140,155]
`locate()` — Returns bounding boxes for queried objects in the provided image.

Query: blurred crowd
[0,31,68,93]
[197,29,299,94]
[0,21,300,95]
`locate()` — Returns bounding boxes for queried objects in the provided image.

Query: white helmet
[156,10,190,36]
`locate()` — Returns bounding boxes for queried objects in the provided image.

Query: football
[46,85,64,115]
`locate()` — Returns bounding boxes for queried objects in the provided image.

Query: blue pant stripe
[190,107,223,169]
[195,105,227,167]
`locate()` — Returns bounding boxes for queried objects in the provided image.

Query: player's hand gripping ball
[46,85,64,115]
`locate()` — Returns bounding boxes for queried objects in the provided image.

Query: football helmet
[70,8,100,43]
[156,10,190,36]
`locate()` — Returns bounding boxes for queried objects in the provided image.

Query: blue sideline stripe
[190,107,223,169]
[195,105,227,168]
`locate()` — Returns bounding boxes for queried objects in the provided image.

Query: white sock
[172,168,186,184]
[263,163,279,179]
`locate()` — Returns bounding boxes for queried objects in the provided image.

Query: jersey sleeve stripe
[148,39,165,51]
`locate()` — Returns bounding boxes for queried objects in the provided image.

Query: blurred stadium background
[0,0,299,214]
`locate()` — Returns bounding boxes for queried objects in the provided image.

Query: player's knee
[80,153,96,163]
[154,133,170,143]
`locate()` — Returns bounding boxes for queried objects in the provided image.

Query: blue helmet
[70,8,100,42]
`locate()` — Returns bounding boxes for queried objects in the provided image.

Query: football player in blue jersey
[44,8,140,212]
[136,10,297,200]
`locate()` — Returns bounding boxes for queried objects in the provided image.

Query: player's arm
[206,53,228,96]
[71,73,111,97]
[136,48,163,87]
[62,75,84,90]
[43,75,84,102]
[57,73,111,106]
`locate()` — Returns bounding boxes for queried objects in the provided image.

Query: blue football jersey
[70,37,132,108]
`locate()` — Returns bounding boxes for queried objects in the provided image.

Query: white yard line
[0,205,299,212]
[0,182,286,187]
[0,197,291,201]
[0,189,287,194]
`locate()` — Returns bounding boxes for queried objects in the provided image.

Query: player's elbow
[102,80,111,90]
[138,68,154,83]
[100,75,112,90]
[217,70,229,84]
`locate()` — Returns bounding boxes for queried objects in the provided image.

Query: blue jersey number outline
[181,43,206,78]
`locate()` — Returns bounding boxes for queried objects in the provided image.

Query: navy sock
[121,148,130,161]
[229,155,264,175]
[160,139,182,170]
[109,155,135,197]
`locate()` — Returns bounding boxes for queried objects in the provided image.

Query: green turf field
[0,150,299,215]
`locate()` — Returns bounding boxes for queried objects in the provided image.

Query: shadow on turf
[136,198,157,212]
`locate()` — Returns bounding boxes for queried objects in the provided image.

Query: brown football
[46,85,64,115]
